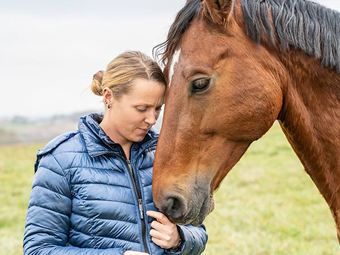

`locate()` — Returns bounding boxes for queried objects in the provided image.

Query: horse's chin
[171,193,215,226]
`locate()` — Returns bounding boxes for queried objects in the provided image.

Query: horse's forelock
[153,0,202,66]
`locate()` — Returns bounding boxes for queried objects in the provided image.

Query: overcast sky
[1,0,339,119]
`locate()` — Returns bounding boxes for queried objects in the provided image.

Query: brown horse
[152,0,340,241]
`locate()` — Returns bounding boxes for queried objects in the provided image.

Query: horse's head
[153,0,284,226]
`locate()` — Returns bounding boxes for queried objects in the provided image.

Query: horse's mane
[242,0,340,72]
[154,0,340,73]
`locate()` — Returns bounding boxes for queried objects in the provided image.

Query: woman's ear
[203,0,234,26]
[102,88,113,108]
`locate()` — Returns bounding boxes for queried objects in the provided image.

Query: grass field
[0,123,339,255]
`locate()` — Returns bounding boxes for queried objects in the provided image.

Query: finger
[150,228,171,242]
[151,220,176,240]
[151,220,166,232]
[151,236,169,249]
[151,219,178,238]
[124,251,149,255]
[146,211,171,225]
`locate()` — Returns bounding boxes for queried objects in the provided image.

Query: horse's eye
[191,78,211,93]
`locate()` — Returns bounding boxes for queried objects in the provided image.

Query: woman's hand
[123,251,149,255]
[146,211,181,249]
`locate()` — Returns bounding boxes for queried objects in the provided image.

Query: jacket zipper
[126,160,144,220]
[125,158,149,254]
[131,145,157,221]
[131,145,156,254]
[92,148,153,254]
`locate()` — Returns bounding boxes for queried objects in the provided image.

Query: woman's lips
[139,128,149,133]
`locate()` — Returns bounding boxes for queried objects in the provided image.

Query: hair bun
[93,70,104,84]
[91,70,105,96]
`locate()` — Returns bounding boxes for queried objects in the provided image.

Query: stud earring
[105,101,111,109]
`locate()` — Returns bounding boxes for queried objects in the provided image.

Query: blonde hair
[91,51,166,99]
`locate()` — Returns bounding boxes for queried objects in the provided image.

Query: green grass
[203,123,339,255]
[0,143,42,255]
[0,124,339,254]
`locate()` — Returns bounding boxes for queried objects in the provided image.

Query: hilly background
[0,110,164,146]
[0,111,87,145]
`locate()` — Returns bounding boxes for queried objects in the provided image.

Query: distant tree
[11,116,29,124]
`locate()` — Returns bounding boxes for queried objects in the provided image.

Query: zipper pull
[126,160,132,173]
[138,199,144,219]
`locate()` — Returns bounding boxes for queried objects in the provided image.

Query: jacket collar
[78,113,159,157]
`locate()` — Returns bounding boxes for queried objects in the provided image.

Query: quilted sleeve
[23,154,125,255]
[166,224,208,255]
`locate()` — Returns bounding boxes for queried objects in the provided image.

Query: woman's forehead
[122,80,165,104]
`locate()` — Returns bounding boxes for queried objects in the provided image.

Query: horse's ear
[203,0,234,26]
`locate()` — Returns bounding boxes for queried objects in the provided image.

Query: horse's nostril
[161,194,187,220]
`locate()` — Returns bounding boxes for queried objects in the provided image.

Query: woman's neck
[100,115,132,159]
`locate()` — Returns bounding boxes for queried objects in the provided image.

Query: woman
[23,51,207,255]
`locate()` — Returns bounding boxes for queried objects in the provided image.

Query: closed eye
[136,107,147,112]
[137,106,163,112]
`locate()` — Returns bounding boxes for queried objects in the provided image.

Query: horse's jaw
[153,139,253,226]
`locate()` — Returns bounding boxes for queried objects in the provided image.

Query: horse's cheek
[215,91,280,140]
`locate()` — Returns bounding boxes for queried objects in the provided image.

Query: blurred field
[0,143,43,255]
[0,123,339,255]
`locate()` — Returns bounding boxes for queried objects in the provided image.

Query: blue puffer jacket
[24,113,207,255]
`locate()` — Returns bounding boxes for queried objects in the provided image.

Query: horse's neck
[277,49,340,239]
[232,1,340,238]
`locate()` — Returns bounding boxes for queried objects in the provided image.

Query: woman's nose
[145,110,156,125]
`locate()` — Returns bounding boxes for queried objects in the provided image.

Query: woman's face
[107,78,165,145]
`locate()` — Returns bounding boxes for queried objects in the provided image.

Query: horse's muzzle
[159,190,214,226]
